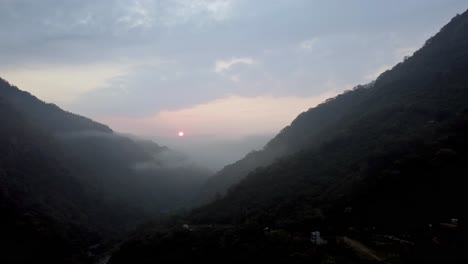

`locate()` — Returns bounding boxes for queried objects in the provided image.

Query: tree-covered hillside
[0,98,101,263]
[194,7,468,227]
[198,9,468,206]
[110,9,468,264]
[0,79,210,263]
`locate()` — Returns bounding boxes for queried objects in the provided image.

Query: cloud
[1,63,129,103]
[0,57,170,103]
[300,38,318,51]
[177,0,235,20]
[117,0,156,30]
[1,0,464,132]
[98,92,337,139]
[214,57,255,73]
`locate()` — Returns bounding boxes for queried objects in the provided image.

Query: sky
[1,0,467,169]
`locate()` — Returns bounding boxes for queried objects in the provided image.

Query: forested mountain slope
[193,9,468,226]
[194,9,468,226]
[0,79,210,263]
[0,98,100,263]
[108,10,468,263]
[0,79,111,133]
[198,9,468,206]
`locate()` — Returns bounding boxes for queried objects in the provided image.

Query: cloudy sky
[1,0,467,168]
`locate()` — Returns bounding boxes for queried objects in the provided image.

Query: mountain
[109,9,468,263]
[197,78,376,203]
[194,7,468,226]
[197,8,468,204]
[1,80,111,134]
[0,79,210,263]
[0,97,100,263]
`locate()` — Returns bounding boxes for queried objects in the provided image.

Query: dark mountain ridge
[108,9,468,264]
[0,79,210,263]
[1,78,111,133]
[198,9,468,204]
[194,8,468,225]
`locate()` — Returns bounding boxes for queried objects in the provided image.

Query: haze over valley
[1,1,468,263]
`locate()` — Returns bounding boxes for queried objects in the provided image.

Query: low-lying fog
[153,134,273,171]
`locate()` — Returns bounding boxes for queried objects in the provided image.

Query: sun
[178,131,184,137]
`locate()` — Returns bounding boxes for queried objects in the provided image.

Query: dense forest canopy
[110,9,468,264]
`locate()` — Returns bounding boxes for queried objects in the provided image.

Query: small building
[311,231,327,245]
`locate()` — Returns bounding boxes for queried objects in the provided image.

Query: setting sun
[178,131,184,137]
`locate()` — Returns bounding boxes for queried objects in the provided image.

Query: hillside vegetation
[110,9,468,264]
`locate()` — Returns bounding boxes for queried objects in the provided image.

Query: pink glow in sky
[98,92,337,140]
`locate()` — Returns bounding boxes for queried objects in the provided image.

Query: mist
[153,134,273,171]
[2,1,468,263]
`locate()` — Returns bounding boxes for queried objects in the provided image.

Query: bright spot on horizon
[178,131,184,137]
